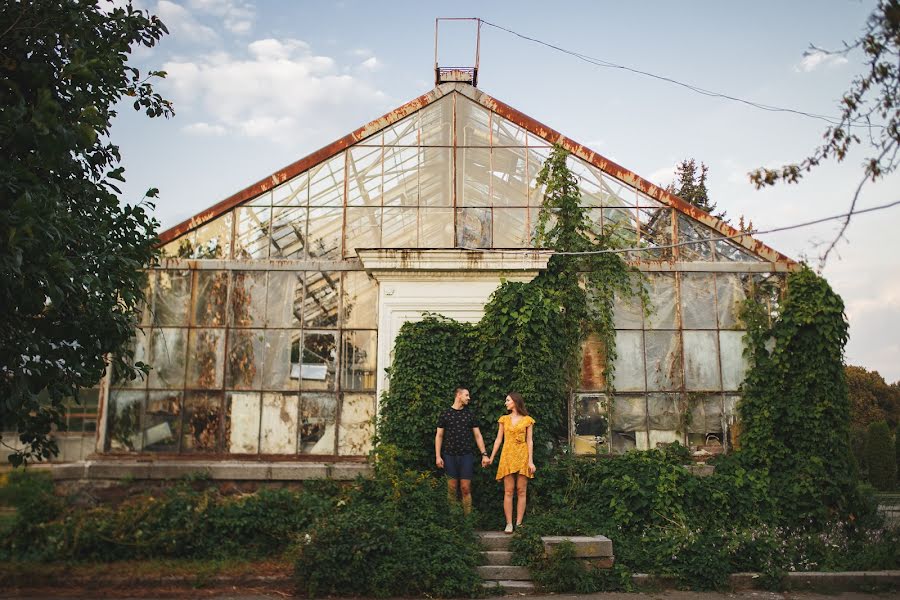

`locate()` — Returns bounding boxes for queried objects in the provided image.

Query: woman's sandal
[504,523,513,534]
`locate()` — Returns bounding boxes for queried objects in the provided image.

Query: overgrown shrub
[863,421,897,491]
[293,446,482,598]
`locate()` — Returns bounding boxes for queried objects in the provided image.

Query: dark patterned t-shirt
[437,406,478,456]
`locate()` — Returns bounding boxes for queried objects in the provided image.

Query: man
[435,387,489,514]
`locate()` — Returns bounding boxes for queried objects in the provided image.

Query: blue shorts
[443,454,474,480]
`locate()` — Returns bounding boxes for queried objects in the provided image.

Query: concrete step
[478,531,512,551]
[483,579,535,593]
[477,565,531,581]
[482,550,514,565]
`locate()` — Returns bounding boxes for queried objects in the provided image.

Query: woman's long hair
[507,391,529,416]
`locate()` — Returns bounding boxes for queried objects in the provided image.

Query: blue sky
[113,0,900,381]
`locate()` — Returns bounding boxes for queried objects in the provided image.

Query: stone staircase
[477,531,535,592]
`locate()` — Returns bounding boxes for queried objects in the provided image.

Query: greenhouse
[93,81,797,467]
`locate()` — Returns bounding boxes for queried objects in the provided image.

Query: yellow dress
[495,414,536,480]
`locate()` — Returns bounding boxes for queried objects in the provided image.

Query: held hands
[481,455,491,468]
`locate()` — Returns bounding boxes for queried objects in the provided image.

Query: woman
[486,392,536,533]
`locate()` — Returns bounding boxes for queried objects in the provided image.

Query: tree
[750,1,900,262]
[666,159,723,218]
[845,365,900,430]
[0,0,173,465]
[863,421,897,491]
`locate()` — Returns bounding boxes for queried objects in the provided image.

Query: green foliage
[734,266,860,525]
[2,470,64,531]
[293,446,482,598]
[666,159,723,219]
[863,421,897,491]
[846,365,900,430]
[0,0,173,464]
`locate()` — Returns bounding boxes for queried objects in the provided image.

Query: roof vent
[434,18,480,87]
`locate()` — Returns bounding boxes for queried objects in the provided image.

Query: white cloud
[188,0,255,34]
[648,165,677,188]
[360,56,380,71]
[155,0,218,43]
[162,38,389,143]
[795,49,849,73]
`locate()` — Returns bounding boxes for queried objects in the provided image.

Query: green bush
[294,447,482,598]
[864,421,897,491]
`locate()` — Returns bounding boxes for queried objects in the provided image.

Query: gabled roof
[158,83,796,265]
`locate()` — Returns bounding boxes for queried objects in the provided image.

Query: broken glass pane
[226,329,265,389]
[680,273,717,329]
[144,391,181,452]
[579,333,607,391]
[637,206,674,260]
[677,215,716,261]
[419,208,454,247]
[191,270,228,327]
[644,273,678,329]
[107,390,144,452]
[234,206,271,259]
[418,147,452,207]
[225,391,258,454]
[266,271,303,328]
[192,213,233,259]
[260,392,299,454]
[491,147,528,207]
[347,146,383,207]
[683,331,721,391]
[299,392,337,454]
[269,206,307,259]
[341,330,376,390]
[309,152,345,207]
[229,271,266,328]
[262,330,300,390]
[603,207,639,250]
[645,330,683,391]
[382,207,418,248]
[719,330,748,391]
[574,393,609,455]
[301,331,336,391]
[492,208,528,247]
[148,328,187,389]
[419,94,452,146]
[306,207,343,259]
[345,207,381,256]
[183,391,224,453]
[303,272,340,328]
[115,328,150,388]
[456,208,492,248]
[714,237,763,262]
[612,330,645,391]
[456,97,491,146]
[382,145,418,206]
[491,114,526,146]
[186,328,225,389]
[611,395,648,453]
[272,170,309,206]
[153,270,191,327]
[342,271,378,328]
[338,392,376,455]
[688,394,725,452]
[458,147,491,207]
[647,393,681,430]
[716,273,751,329]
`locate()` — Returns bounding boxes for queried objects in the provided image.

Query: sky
[112,0,900,382]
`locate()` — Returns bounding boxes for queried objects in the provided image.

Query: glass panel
[715,238,762,262]
[107,390,144,451]
[269,206,307,259]
[580,334,606,391]
[192,271,228,327]
[384,111,418,146]
[301,331,336,391]
[647,392,683,449]
[716,273,751,329]
[144,391,181,452]
[138,274,154,327]
[229,271,267,328]
[153,270,191,326]
[225,391,259,453]
[299,393,337,454]
[191,213,232,259]
[571,157,604,208]
[456,97,490,146]
[458,147,491,206]
[688,394,725,452]
[719,330,748,391]
[680,273,717,329]
[309,152,345,207]
[645,330,683,391]
[183,391,224,453]
[148,328,187,389]
[342,271,378,328]
[186,328,225,389]
[262,329,300,390]
[345,207,381,256]
[573,393,609,454]
[601,174,634,208]
[341,330,376,390]
[382,145,418,206]
[226,329,265,389]
[683,331,721,391]
[612,280,643,329]
[604,207,639,250]
[456,208,492,248]
[724,394,742,450]
[260,392,299,454]
[677,215,716,261]
[266,271,303,328]
[115,328,150,388]
[526,146,550,207]
[491,147,528,206]
[637,206,673,260]
[418,147,452,206]
[347,146,382,207]
[382,207,418,247]
[644,273,679,329]
[160,236,189,259]
[492,208,528,247]
[272,171,309,206]
[419,208,454,247]
[338,392,376,455]
[302,272,340,328]
[234,206,271,259]
[306,207,342,259]
[612,330,645,391]
[419,95,452,146]
[248,190,271,207]
[491,114,526,146]
[611,395,648,453]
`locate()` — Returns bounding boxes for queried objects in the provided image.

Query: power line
[478,19,880,130]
